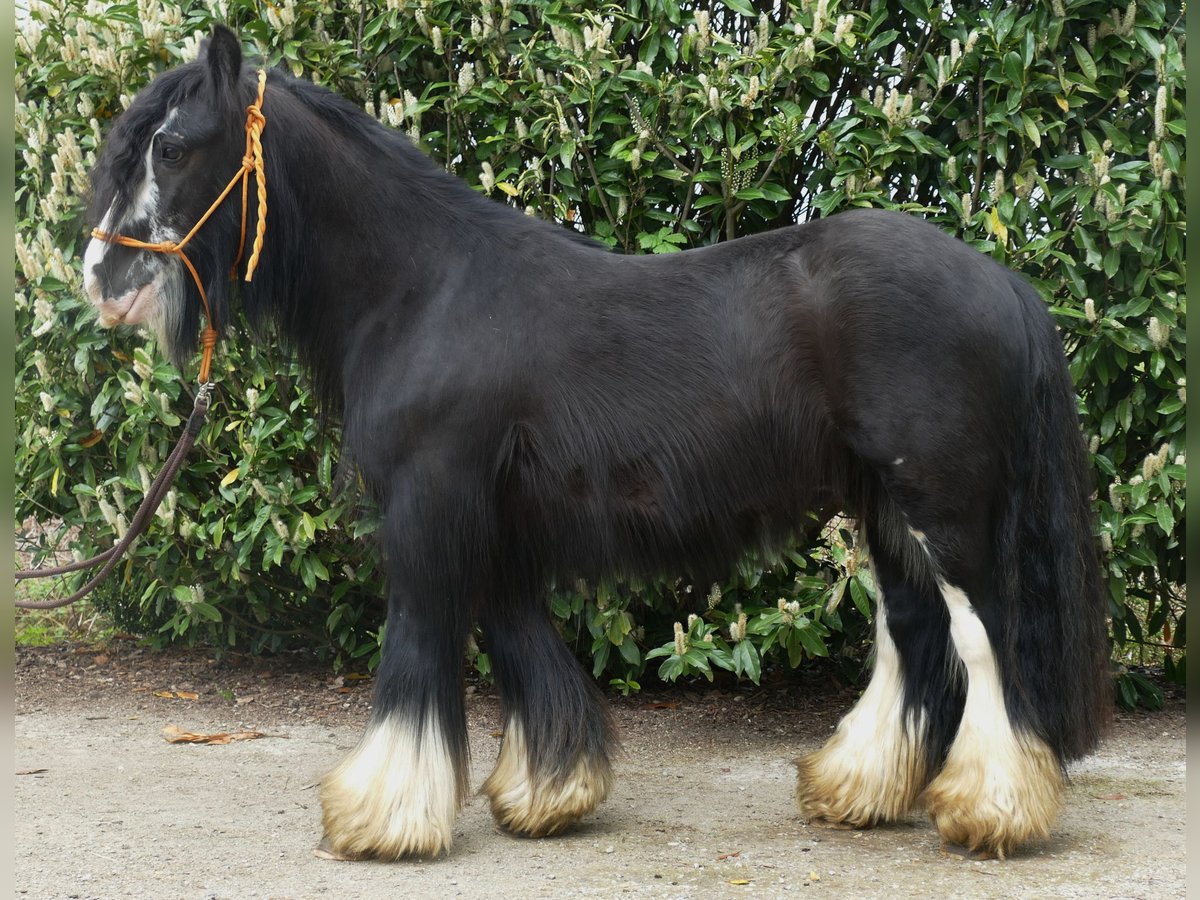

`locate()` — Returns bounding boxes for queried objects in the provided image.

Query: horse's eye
[158,141,183,163]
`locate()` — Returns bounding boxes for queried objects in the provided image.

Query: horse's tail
[999,273,1110,762]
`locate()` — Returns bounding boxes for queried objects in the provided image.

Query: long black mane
[248,70,609,412]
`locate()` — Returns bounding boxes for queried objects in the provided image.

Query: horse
[80,26,1109,860]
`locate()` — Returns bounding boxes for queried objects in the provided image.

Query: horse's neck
[255,109,503,407]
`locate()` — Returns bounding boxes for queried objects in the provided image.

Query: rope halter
[91,68,268,385]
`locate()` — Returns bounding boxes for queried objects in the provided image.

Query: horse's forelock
[88,68,185,228]
[87,62,248,230]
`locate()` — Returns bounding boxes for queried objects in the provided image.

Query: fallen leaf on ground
[717,850,742,860]
[643,701,680,710]
[153,690,199,700]
[16,768,48,775]
[1095,793,1126,801]
[161,725,284,744]
[728,879,750,885]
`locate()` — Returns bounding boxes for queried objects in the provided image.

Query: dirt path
[14,643,1186,899]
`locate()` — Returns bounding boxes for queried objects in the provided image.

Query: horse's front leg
[480,581,617,837]
[319,487,473,860]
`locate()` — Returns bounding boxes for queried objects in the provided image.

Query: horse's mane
[88,58,607,416]
[239,68,608,417]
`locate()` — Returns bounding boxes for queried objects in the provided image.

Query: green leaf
[189,601,223,623]
[1021,114,1041,148]
[719,0,757,17]
[1155,499,1174,536]
[618,636,641,666]
[732,640,761,684]
[1003,51,1024,86]
[794,623,829,658]
[592,641,611,678]
[1071,43,1097,82]
[849,577,873,618]
[658,654,684,682]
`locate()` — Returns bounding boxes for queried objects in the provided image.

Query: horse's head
[84,26,253,366]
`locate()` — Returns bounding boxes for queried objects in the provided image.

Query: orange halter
[92,68,268,385]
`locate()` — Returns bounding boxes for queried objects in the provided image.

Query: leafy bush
[15,0,1185,701]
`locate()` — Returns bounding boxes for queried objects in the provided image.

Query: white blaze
[82,203,116,310]
[83,109,174,309]
[84,109,188,344]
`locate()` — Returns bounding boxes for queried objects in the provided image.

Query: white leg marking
[320,712,462,859]
[924,581,1062,857]
[796,590,927,825]
[483,718,612,837]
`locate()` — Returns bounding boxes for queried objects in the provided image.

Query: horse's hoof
[313,837,354,861]
[802,816,862,831]
[921,731,1062,860]
[319,715,463,860]
[793,735,925,829]
[482,722,612,838]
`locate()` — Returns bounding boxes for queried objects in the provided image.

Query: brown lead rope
[15,385,213,609]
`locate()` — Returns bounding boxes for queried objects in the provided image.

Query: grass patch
[15,575,121,647]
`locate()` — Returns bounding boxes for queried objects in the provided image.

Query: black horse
[82,27,1108,860]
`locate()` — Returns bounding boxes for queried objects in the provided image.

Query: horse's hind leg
[795,512,961,826]
[916,528,1064,858]
[480,584,616,837]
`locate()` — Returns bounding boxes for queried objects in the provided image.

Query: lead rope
[16,71,269,609]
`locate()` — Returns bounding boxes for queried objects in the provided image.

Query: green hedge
[15,0,1185,703]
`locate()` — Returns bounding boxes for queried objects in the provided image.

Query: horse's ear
[201,25,242,96]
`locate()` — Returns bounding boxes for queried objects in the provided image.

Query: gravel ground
[14,641,1186,899]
